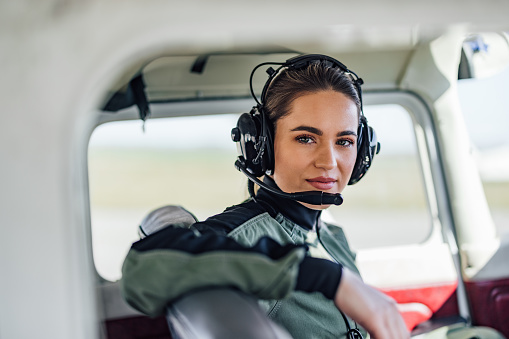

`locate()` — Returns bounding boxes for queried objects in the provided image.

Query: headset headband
[249,54,364,114]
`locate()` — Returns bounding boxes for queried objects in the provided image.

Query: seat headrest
[139,205,198,238]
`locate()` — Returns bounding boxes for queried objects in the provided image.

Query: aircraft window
[88,114,245,281]
[458,66,509,237]
[88,105,430,281]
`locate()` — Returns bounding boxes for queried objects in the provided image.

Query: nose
[314,142,336,170]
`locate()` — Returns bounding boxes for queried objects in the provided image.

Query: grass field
[88,148,247,213]
[88,147,434,209]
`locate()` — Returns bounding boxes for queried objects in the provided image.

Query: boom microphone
[235,159,343,206]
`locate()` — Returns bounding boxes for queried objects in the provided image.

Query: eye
[296,135,315,144]
[336,138,355,147]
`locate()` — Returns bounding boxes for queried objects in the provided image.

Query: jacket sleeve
[120,225,307,317]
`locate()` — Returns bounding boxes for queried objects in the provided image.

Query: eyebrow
[290,125,358,137]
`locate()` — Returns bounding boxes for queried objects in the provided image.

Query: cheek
[274,145,293,175]
[274,142,309,171]
[338,149,358,175]
[272,142,308,188]
[347,151,358,168]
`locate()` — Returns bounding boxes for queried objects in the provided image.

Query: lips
[306,177,337,190]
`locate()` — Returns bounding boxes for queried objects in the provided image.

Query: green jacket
[121,180,366,338]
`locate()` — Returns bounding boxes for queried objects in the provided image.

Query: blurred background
[88,65,509,281]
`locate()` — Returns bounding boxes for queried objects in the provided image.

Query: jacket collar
[256,176,321,231]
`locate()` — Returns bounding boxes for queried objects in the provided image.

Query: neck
[255,176,322,230]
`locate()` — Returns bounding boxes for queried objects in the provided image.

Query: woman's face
[271,90,359,210]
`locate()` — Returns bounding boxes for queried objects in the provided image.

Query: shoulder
[192,199,270,236]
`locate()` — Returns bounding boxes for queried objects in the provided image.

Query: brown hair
[263,61,362,127]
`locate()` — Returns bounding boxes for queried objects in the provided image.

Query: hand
[334,268,410,339]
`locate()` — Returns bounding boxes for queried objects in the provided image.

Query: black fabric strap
[131,74,150,121]
[102,74,151,122]
[132,226,305,261]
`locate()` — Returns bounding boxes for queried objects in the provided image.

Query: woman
[121,54,409,339]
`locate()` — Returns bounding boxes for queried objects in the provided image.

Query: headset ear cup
[348,116,378,185]
[234,112,265,177]
[348,121,365,185]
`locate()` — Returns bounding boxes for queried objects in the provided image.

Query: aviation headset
[232,54,380,204]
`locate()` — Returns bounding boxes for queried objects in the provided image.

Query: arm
[320,222,409,337]
[121,226,306,316]
[334,268,410,339]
